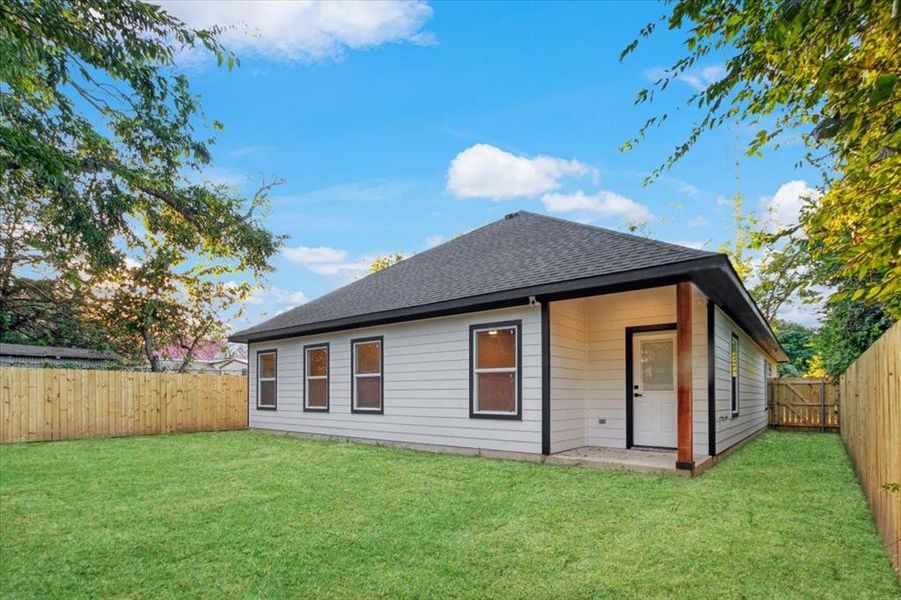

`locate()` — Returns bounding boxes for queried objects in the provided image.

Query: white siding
[248,305,542,454]
[549,285,708,457]
[714,306,768,452]
[549,299,588,453]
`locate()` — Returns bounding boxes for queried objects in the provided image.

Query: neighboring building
[230,212,786,472]
[0,343,121,368]
[158,341,247,375]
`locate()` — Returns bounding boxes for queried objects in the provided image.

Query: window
[730,333,740,416]
[470,321,521,419]
[257,350,277,410]
[352,337,383,413]
[304,344,329,412]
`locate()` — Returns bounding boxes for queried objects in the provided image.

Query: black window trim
[350,336,384,414]
[730,332,740,417]
[469,319,523,420]
[256,348,278,411]
[303,342,330,413]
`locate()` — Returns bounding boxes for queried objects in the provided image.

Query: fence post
[819,379,825,432]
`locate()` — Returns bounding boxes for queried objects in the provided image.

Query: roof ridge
[515,210,718,256]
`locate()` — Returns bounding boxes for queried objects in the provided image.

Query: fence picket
[839,322,900,574]
[0,368,248,444]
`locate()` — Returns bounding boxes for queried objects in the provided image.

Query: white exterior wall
[248,305,542,454]
[247,285,768,458]
[713,306,769,453]
[549,299,588,453]
[585,286,708,456]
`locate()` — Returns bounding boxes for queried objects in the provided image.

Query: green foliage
[716,192,757,282]
[771,320,816,376]
[0,0,285,362]
[623,0,901,314]
[810,297,894,377]
[1,0,281,278]
[0,277,110,350]
[369,252,406,273]
[1,431,898,597]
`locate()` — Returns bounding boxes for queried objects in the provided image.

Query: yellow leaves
[805,354,827,378]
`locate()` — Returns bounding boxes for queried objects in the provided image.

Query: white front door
[632,331,678,448]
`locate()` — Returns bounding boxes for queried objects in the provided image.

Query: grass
[1,431,898,598]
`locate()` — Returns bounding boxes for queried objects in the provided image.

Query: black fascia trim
[716,257,788,361]
[350,336,384,415]
[229,256,724,343]
[541,301,551,455]
[302,342,330,413]
[707,300,717,456]
[255,348,278,411]
[469,320,523,421]
[625,323,677,449]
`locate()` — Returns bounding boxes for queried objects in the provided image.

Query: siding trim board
[624,322,677,449]
[541,301,551,455]
[707,301,717,456]
[468,320,524,421]
[302,342,330,413]
[256,348,278,411]
[350,336,384,415]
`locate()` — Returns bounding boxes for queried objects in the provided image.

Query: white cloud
[447,144,591,199]
[647,64,726,91]
[158,1,435,63]
[665,240,707,250]
[424,234,445,249]
[281,245,369,276]
[688,214,710,227]
[541,190,651,223]
[283,245,348,264]
[776,301,823,327]
[715,194,731,207]
[246,285,308,307]
[760,180,821,232]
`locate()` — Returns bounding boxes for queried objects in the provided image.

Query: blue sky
[159,1,821,328]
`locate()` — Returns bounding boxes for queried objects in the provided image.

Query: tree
[770,320,816,376]
[717,192,757,282]
[1,1,284,363]
[622,0,901,315]
[88,248,251,371]
[808,295,894,378]
[369,253,406,273]
[2,0,281,281]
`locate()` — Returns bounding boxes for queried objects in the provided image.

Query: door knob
[634,392,643,397]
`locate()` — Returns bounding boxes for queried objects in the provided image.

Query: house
[229,211,785,473]
[0,343,122,368]
[157,341,248,375]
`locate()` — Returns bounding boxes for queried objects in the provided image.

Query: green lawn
[1,431,897,598]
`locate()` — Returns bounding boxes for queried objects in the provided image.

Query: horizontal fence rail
[768,377,839,429]
[0,368,247,444]
[839,322,900,574]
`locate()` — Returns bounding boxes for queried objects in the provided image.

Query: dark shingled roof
[232,211,785,360]
[0,343,121,361]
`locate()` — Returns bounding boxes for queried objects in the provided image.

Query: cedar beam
[676,281,694,470]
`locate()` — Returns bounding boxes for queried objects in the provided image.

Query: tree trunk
[141,313,161,372]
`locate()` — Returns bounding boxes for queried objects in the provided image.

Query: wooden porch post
[676,281,694,470]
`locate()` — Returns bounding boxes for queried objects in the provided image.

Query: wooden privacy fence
[768,377,840,429]
[0,368,248,444]
[839,322,900,574]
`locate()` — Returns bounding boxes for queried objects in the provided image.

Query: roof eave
[230,256,724,343]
